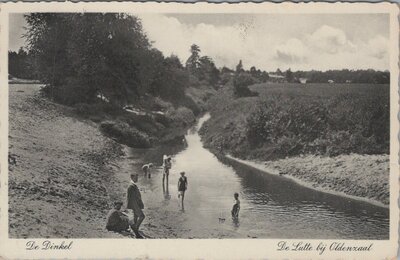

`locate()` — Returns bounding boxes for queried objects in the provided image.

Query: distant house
[328,79,334,84]
[299,78,308,84]
[269,73,286,83]
[345,80,352,84]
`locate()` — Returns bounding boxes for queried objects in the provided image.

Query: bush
[179,95,201,116]
[233,72,258,98]
[166,107,195,127]
[100,120,151,148]
[74,102,120,116]
[245,93,389,158]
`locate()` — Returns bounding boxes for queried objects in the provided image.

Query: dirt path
[8,84,128,238]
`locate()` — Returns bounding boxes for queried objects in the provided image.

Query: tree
[233,72,258,98]
[9,48,35,79]
[24,13,154,105]
[198,56,220,87]
[236,60,244,73]
[150,54,188,102]
[285,68,294,83]
[185,44,201,73]
[221,66,234,74]
[260,71,269,82]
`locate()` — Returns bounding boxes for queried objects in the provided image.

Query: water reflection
[162,182,171,200]
[131,113,389,239]
[222,157,389,238]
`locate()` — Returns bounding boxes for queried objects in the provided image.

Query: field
[251,82,389,98]
[200,82,390,161]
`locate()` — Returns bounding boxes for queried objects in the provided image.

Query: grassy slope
[201,83,389,159]
[200,83,390,205]
[72,83,216,149]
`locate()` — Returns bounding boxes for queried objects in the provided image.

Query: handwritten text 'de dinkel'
[26,240,73,251]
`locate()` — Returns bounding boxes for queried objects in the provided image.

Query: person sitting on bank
[142,163,153,179]
[106,201,130,232]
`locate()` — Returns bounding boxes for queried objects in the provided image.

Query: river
[126,114,389,239]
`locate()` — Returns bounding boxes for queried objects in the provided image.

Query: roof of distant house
[269,74,285,79]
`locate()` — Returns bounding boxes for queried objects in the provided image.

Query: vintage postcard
[0,2,398,259]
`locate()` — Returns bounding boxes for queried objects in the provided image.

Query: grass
[200,83,390,161]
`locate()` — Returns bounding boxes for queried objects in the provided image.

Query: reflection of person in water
[162,178,171,201]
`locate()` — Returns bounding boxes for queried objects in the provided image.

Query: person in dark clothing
[126,173,145,238]
[106,201,130,232]
[177,171,188,210]
[231,192,240,220]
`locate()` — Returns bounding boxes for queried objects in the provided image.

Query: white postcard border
[0,2,398,259]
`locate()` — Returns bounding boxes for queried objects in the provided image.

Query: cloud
[137,14,389,71]
[306,25,356,54]
[138,14,256,70]
[365,35,388,59]
[275,38,307,63]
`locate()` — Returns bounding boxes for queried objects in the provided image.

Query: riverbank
[8,84,137,238]
[226,153,389,207]
[199,83,390,208]
[8,83,198,238]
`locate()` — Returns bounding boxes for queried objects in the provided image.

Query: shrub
[245,93,389,158]
[166,107,195,127]
[179,95,201,115]
[100,120,151,148]
[74,102,119,116]
[233,72,258,98]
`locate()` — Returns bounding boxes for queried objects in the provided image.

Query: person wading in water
[162,155,172,187]
[231,192,240,220]
[177,171,188,211]
[142,163,153,179]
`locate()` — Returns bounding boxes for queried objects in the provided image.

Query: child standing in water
[162,155,172,186]
[141,163,153,179]
[231,192,240,219]
[177,171,188,210]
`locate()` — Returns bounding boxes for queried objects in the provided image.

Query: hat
[113,201,123,206]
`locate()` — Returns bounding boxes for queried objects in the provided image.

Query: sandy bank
[8,84,130,238]
[227,154,389,208]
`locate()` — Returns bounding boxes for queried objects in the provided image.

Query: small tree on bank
[233,61,258,98]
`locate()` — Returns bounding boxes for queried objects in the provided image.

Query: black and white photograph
[0,2,398,259]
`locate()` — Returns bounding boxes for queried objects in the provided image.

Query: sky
[9,13,390,72]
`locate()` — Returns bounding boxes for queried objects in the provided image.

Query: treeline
[291,69,390,84]
[270,68,390,84]
[23,13,188,107]
[9,48,36,79]
[17,13,224,148]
